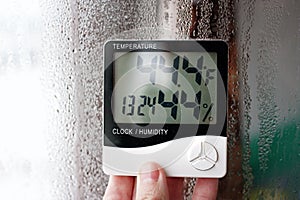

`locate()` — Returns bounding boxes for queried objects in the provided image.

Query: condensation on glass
[0,0,299,199]
[236,1,300,199]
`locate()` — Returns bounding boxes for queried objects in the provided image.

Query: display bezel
[104,40,228,148]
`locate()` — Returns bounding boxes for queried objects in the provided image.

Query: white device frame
[103,40,228,178]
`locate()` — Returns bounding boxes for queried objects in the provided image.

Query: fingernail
[139,162,160,183]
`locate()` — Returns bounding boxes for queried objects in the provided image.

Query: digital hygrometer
[103,40,228,177]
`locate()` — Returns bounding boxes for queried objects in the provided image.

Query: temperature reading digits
[137,55,215,86]
[138,55,180,85]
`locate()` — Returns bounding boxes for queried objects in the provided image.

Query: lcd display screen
[113,51,217,124]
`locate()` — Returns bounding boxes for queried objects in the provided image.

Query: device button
[188,142,218,171]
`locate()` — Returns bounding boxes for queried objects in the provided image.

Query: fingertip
[103,176,134,200]
[136,162,169,199]
[167,177,184,199]
[139,162,161,183]
[192,178,218,200]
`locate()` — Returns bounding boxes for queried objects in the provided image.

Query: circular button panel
[188,141,218,171]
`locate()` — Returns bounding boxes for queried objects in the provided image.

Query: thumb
[135,162,169,200]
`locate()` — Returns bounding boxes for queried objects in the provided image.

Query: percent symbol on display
[202,103,213,122]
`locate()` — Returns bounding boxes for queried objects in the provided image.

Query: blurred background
[0,0,299,199]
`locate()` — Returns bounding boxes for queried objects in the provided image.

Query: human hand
[103,162,218,200]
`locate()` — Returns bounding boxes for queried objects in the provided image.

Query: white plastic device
[103,40,228,177]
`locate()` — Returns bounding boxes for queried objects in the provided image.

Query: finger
[167,177,184,199]
[103,176,135,200]
[135,162,169,200]
[192,178,218,200]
